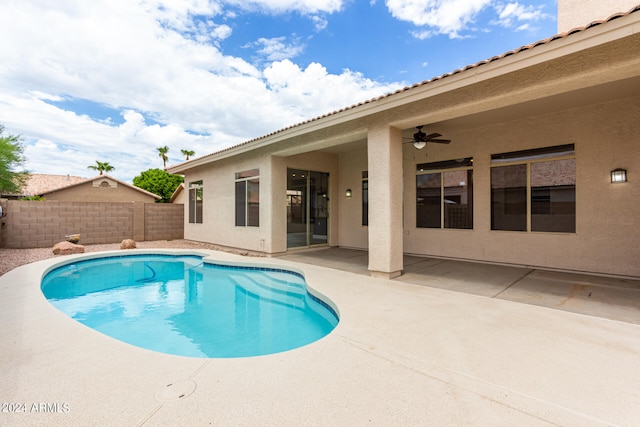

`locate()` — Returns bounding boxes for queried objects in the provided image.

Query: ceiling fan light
[413,141,427,149]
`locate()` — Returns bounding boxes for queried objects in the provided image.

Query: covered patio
[282,247,640,324]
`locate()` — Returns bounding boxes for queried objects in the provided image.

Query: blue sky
[0,0,558,182]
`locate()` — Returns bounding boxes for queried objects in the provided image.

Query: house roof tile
[39,175,162,200]
[2,174,86,197]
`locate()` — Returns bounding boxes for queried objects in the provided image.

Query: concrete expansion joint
[492,269,535,298]
[339,333,613,425]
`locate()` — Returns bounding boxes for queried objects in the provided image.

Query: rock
[65,234,81,244]
[53,241,85,255]
[120,239,136,249]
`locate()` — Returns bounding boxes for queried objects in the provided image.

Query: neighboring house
[1,174,86,199]
[169,183,185,204]
[169,2,640,278]
[40,175,161,203]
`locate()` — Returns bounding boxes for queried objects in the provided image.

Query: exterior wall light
[611,168,627,183]
[345,188,352,198]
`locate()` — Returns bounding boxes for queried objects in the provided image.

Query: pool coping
[2,248,640,425]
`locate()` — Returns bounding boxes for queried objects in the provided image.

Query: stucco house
[0,174,86,199]
[40,175,161,203]
[169,183,186,204]
[168,1,640,279]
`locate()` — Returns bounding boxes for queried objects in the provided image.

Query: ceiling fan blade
[424,133,442,139]
[429,139,451,144]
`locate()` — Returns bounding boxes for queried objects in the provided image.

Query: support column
[367,125,404,278]
[267,155,287,255]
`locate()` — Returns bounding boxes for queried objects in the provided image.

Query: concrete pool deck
[1,248,640,426]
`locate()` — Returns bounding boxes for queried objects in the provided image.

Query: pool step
[228,274,306,308]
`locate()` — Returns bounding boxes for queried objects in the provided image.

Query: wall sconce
[611,168,627,183]
[345,188,352,198]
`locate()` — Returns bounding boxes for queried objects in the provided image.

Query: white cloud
[253,37,305,61]
[385,0,492,38]
[311,15,329,31]
[211,23,232,40]
[0,0,400,181]
[224,0,343,14]
[385,0,549,38]
[263,60,399,119]
[494,2,547,30]
[410,29,436,40]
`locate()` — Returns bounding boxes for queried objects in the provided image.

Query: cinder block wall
[144,203,184,241]
[0,200,184,248]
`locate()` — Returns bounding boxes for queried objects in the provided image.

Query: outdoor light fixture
[345,188,352,198]
[611,168,627,183]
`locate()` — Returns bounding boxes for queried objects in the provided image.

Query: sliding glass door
[286,169,329,249]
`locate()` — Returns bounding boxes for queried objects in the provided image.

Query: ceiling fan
[404,125,451,149]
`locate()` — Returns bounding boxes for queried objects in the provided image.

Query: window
[188,181,203,224]
[491,144,575,233]
[235,169,259,227]
[416,158,473,229]
[362,171,368,226]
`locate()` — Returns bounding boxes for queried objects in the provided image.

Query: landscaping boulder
[120,239,136,249]
[53,241,85,255]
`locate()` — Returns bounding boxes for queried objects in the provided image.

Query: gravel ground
[0,239,243,277]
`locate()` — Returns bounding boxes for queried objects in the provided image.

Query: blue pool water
[41,254,338,358]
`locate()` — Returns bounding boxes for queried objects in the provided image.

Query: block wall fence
[0,199,183,249]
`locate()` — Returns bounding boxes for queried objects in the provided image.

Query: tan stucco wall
[43,179,157,203]
[171,187,185,204]
[183,153,269,253]
[337,147,368,250]
[558,0,638,32]
[183,150,340,254]
[367,125,404,277]
[401,95,640,277]
[181,95,640,276]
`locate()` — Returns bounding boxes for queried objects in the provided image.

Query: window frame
[416,158,474,230]
[490,144,576,233]
[235,169,260,227]
[188,180,203,224]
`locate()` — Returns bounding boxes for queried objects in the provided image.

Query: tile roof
[171,4,640,169]
[7,174,86,197]
[39,175,162,199]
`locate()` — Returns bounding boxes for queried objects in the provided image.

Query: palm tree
[157,146,169,168]
[87,161,114,176]
[181,149,195,160]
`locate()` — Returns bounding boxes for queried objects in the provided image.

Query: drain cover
[154,379,197,403]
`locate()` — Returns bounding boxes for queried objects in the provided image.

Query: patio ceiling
[272,71,640,158]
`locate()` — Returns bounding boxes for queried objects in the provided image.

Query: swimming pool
[41,254,338,358]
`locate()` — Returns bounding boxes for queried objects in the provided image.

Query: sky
[0,0,558,183]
